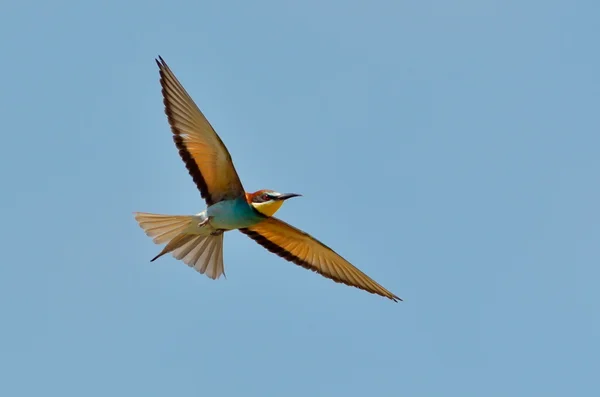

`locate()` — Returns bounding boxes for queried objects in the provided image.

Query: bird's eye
[262,194,271,201]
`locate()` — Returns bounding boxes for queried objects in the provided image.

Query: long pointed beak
[276,193,302,201]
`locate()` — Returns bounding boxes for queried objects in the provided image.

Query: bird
[133,56,401,302]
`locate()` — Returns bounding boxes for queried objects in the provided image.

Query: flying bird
[134,56,401,302]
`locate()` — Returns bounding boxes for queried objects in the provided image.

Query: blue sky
[1,0,599,395]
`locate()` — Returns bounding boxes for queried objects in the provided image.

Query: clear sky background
[1,1,598,396]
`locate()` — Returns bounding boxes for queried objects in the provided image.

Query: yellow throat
[252,200,284,217]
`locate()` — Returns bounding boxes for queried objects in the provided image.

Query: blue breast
[207,197,264,230]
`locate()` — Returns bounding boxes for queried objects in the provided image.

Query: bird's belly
[207,198,263,230]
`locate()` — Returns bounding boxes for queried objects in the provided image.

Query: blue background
[1,1,598,395]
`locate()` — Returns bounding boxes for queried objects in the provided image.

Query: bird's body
[207,197,264,230]
[134,56,401,302]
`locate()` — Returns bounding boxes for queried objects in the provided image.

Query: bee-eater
[134,56,401,302]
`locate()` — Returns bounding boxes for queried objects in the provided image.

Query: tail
[133,212,226,280]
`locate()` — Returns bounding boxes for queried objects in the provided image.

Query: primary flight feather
[134,56,401,302]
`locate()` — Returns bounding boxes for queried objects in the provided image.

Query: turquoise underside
[207,197,264,230]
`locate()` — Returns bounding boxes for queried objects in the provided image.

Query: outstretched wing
[240,217,401,302]
[156,56,245,205]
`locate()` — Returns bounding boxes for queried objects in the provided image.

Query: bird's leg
[198,216,213,228]
[198,216,223,236]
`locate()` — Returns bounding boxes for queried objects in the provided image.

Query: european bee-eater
[134,56,401,302]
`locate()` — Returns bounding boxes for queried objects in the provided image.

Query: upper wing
[240,217,401,302]
[156,56,245,205]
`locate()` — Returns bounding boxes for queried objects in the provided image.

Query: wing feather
[240,217,401,302]
[156,57,245,205]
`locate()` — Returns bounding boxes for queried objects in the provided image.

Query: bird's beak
[276,193,302,201]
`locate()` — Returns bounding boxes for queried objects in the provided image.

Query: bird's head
[247,189,302,217]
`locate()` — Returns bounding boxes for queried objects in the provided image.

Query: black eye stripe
[254,193,272,203]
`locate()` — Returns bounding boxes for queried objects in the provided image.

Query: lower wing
[239,217,401,302]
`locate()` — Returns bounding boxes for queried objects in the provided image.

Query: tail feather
[150,233,196,262]
[133,212,193,244]
[133,212,226,280]
[172,233,225,279]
